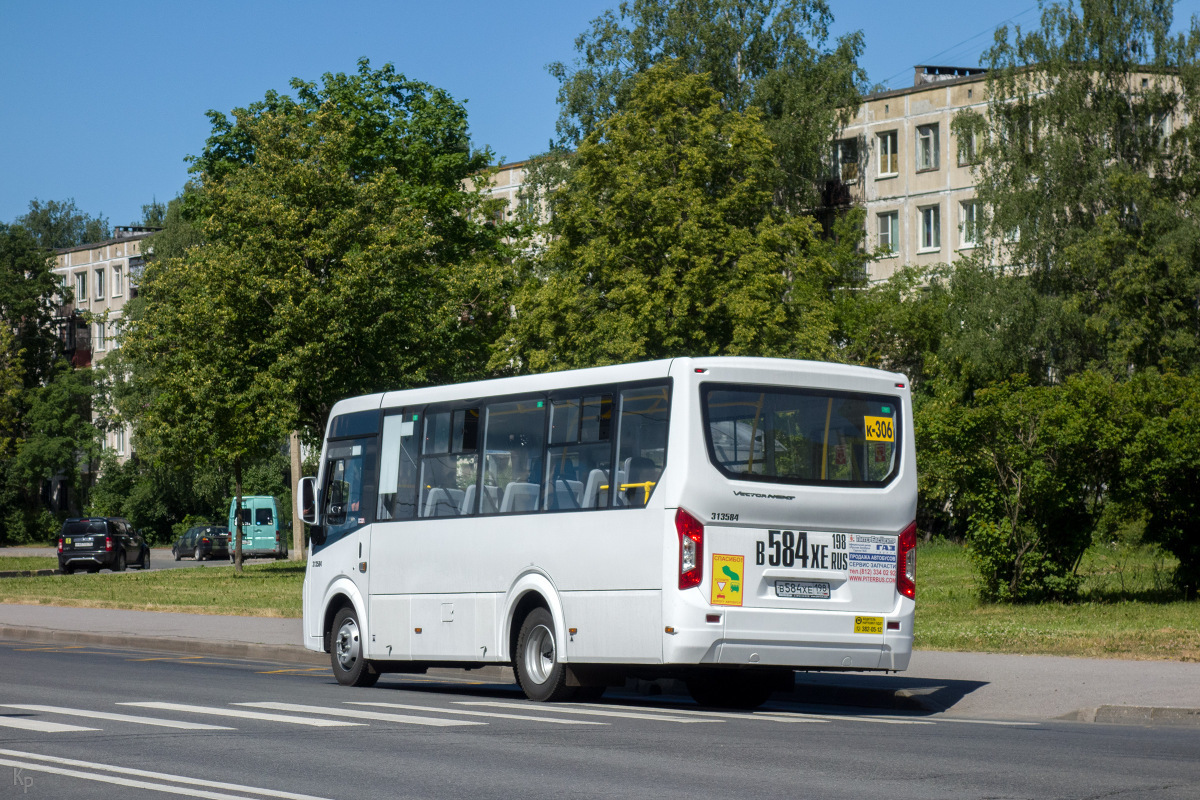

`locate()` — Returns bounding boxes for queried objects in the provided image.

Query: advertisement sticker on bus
[710,554,744,607]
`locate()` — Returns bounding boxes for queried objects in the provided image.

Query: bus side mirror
[298,476,319,526]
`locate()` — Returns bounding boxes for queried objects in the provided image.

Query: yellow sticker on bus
[710,554,744,607]
[864,416,895,443]
[854,615,884,635]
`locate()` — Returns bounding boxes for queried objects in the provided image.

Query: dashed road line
[238,702,484,727]
[347,700,608,725]
[119,702,364,727]
[1,704,234,730]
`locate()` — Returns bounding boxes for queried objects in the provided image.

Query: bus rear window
[701,384,900,487]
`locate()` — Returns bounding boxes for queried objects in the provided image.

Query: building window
[94,322,106,351]
[833,138,859,182]
[877,131,898,176]
[95,268,105,300]
[109,322,119,349]
[919,205,941,251]
[959,201,979,249]
[916,124,939,171]
[112,265,123,296]
[114,427,125,456]
[75,272,87,302]
[877,211,899,255]
[958,129,979,165]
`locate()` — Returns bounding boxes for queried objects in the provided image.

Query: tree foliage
[546,0,864,209]
[16,199,111,250]
[499,63,861,372]
[954,0,1200,376]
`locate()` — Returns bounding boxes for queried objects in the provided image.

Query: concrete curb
[1062,706,1200,726]
[0,569,61,579]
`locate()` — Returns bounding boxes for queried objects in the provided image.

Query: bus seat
[500,482,539,513]
[424,487,463,518]
[481,484,500,514]
[580,469,608,508]
[552,479,584,510]
[459,485,475,516]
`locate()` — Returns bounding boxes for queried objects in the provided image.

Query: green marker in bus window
[882,406,891,414]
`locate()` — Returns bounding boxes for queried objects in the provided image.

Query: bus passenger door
[314,438,376,620]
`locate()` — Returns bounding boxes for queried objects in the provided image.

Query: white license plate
[775,580,831,599]
[74,539,92,547]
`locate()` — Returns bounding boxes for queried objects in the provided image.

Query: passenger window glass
[418,408,479,518]
[482,399,547,514]
[615,386,670,507]
[545,394,612,510]
[255,508,273,525]
[377,412,421,520]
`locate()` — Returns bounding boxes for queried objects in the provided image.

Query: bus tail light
[676,509,704,590]
[897,521,916,600]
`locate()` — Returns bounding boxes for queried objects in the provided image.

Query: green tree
[954,0,1200,376]
[548,0,864,209]
[16,199,110,249]
[499,63,860,372]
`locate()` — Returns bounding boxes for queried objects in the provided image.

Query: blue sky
[3,0,1198,228]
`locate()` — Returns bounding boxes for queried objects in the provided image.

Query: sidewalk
[2,602,1197,725]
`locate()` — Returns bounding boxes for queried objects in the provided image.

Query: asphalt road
[1,639,1198,799]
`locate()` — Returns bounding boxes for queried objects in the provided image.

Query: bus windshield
[702,384,900,486]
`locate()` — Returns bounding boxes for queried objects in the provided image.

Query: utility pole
[290,431,305,560]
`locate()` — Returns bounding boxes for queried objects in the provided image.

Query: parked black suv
[171,526,231,561]
[57,517,150,574]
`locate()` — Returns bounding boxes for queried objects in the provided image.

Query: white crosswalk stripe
[237,702,484,727]
[346,700,609,725]
[455,700,722,723]
[0,716,97,733]
[1,704,234,730]
[119,702,364,727]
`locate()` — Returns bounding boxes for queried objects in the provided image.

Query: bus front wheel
[515,608,575,702]
[330,606,380,688]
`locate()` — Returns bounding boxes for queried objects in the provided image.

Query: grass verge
[0,560,303,617]
[916,541,1200,661]
[0,557,58,571]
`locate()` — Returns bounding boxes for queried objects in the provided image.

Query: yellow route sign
[711,554,744,607]
[864,416,895,443]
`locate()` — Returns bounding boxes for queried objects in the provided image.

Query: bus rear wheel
[515,608,575,702]
[330,606,379,688]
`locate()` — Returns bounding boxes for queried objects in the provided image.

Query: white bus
[297,357,917,708]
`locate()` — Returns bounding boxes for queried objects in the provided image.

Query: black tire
[514,607,575,702]
[330,606,380,688]
[686,673,775,710]
[139,548,150,570]
[173,548,181,562]
[114,551,127,573]
[194,546,203,562]
[62,565,74,575]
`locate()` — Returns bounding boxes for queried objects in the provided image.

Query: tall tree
[954,0,1200,376]
[16,199,111,249]
[546,0,865,209]
[498,63,862,372]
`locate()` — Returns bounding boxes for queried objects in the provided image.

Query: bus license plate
[775,580,830,599]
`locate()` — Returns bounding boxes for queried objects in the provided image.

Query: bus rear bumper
[662,603,914,672]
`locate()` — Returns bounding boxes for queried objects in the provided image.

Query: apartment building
[834,65,988,282]
[53,226,155,461]
[480,65,990,283]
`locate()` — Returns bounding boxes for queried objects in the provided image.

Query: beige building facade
[53,226,154,461]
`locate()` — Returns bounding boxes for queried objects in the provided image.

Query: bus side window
[418,408,479,518]
[378,412,420,521]
[615,386,670,507]
[545,394,612,510]
[483,398,546,514]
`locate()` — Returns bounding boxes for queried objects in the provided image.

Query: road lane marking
[120,702,363,727]
[755,710,933,725]
[455,700,721,723]
[2,704,234,730]
[238,702,484,727]
[0,748,334,800]
[0,716,98,733]
[560,702,827,723]
[347,701,608,725]
[257,667,330,674]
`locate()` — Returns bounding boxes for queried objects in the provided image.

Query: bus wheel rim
[525,624,555,684]
[335,618,361,671]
